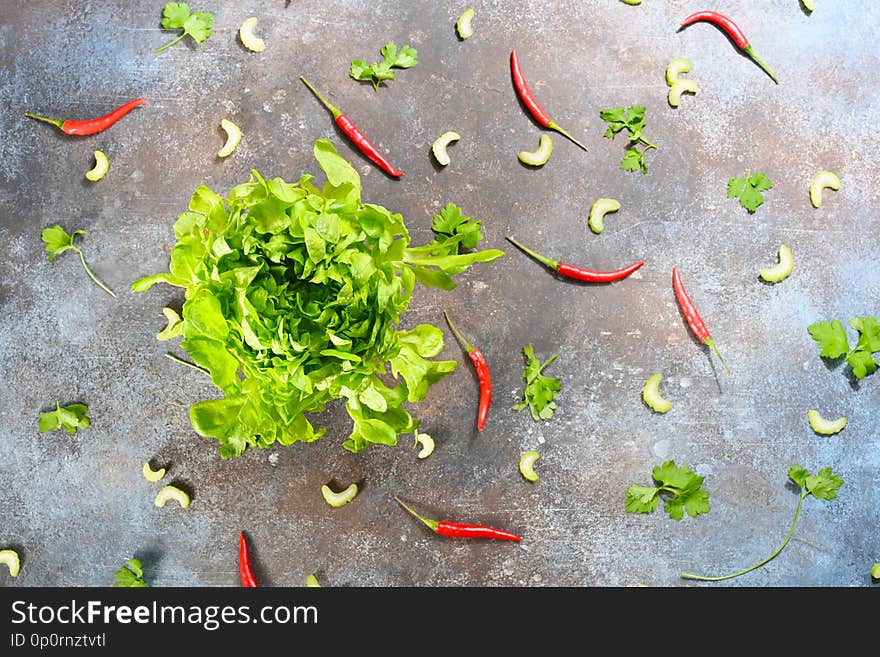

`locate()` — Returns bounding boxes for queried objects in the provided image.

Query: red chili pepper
[300,76,404,178]
[510,49,588,152]
[672,265,730,374]
[25,98,147,136]
[443,311,492,432]
[506,236,644,283]
[238,531,258,587]
[679,11,778,84]
[395,497,522,541]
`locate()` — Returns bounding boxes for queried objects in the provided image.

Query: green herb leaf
[807,320,849,358]
[727,171,772,213]
[599,105,657,174]
[808,316,879,379]
[804,466,844,501]
[626,460,709,521]
[349,42,419,91]
[38,402,91,435]
[161,2,190,28]
[114,559,149,587]
[512,344,561,421]
[155,2,214,53]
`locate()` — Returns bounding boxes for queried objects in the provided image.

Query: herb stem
[681,490,807,582]
[153,33,186,54]
[165,352,210,375]
[638,138,658,150]
[76,248,116,297]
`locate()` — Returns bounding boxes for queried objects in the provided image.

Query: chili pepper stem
[547,121,589,152]
[505,236,560,271]
[394,496,439,532]
[743,45,779,84]
[300,76,342,119]
[704,337,731,375]
[25,113,65,130]
[443,311,475,353]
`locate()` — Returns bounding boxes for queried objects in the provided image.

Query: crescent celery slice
[518,134,554,167]
[668,79,699,108]
[85,150,109,181]
[665,58,692,86]
[588,198,621,234]
[239,17,266,52]
[321,482,358,507]
[0,549,21,578]
[154,485,191,508]
[642,373,672,413]
[809,170,841,208]
[455,8,475,40]
[413,431,435,459]
[872,563,880,580]
[801,0,815,11]
[217,118,243,158]
[306,574,321,587]
[759,244,794,283]
[432,130,461,166]
[142,461,166,482]
[519,450,540,482]
[808,409,846,435]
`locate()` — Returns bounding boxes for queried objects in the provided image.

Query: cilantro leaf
[807,320,849,358]
[599,105,657,174]
[349,42,418,91]
[381,42,418,68]
[626,460,709,521]
[850,316,880,353]
[787,464,810,488]
[846,349,877,379]
[38,401,91,435]
[727,171,772,213]
[808,316,879,379]
[805,466,844,501]
[154,2,214,54]
[114,559,149,588]
[41,225,116,297]
[513,344,561,421]
[431,203,483,250]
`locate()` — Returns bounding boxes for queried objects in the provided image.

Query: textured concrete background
[0,0,877,588]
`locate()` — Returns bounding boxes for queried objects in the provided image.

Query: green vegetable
[154,485,191,508]
[588,198,620,235]
[85,150,109,182]
[217,119,242,158]
[142,461,166,482]
[0,550,21,578]
[322,482,358,507]
[642,373,672,413]
[517,134,554,167]
[801,0,815,13]
[620,0,642,4]
[599,105,658,174]
[807,316,880,380]
[306,573,321,587]
[668,79,698,108]
[625,460,709,521]
[665,58,692,85]
[512,344,561,421]
[38,401,90,435]
[807,409,846,435]
[239,17,266,53]
[42,225,116,298]
[133,140,502,458]
[114,559,149,587]
[519,450,540,482]
[349,42,418,92]
[156,307,184,341]
[413,430,435,459]
[432,131,461,166]
[682,464,842,581]
[455,8,475,39]
[872,563,880,580]
[154,2,214,54]
[809,169,840,208]
[727,171,773,214]
[758,244,793,283]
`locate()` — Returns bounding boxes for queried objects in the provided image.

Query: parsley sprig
[513,344,561,421]
[625,460,709,521]
[599,105,658,174]
[727,170,773,213]
[114,559,149,587]
[38,402,91,435]
[349,42,418,91]
[154,2,214,54]
[808,316,880,380]
[42,225,116,297]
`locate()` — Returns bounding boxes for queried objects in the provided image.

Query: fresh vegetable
[217,118,242,158]
[26,98,147,136]
[759,244,793,283]
[872,563,880,580]
[42,225,116,298]
[801,0,815,12]
[672,265,730,374]
[142,461,166,482]
[239,17,266,53]
[154,485,191,508]
[665,58,692,85]
[300,76,404,177]
[114,559,148,587]
[306,574,321,587]
[85,150,109,181]
[642,373,672,413]
[0,550,21,578]
[519,450,540,482]
[239,532,258,587]
[395,497,522,541]
[432,131,461,166]
[665,58,698,107]
[668,79,699,108]
[809,170,841,208]
[133,140,503,458]
[588,198,621,235]
[38,401,90,434]
[443,311,492,432]
[599,105,658,174]
[510,49,588,152]
[322,483,359,507]
[807,316,880,380]
[625,460,709,521]
[807,409,846,435]
[512,343,561,421]
[455,8,475,39]
[154,2,214,54]
[682,464,842,581]
[679,10,778,84]
[157,307,184,341]
[506,236,644,283]
[728,171,772,214]
[413,430,435,458]
[349,42,418,92]
[517,134,554,167]
[620,0,642,4]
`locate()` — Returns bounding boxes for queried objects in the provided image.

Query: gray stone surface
[0,0,877,587]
